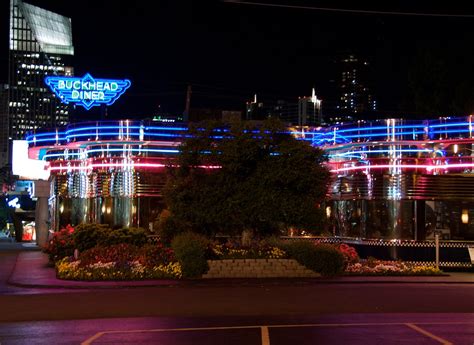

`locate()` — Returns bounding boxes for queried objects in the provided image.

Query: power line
[223,0,474,18]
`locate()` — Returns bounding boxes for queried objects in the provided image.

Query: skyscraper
[245,89,322,126]
[0,85,9,169]
[297,88,322,126]
[1,0,73,168]
[336,54,376,115]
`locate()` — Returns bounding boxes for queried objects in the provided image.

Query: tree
[407,43,474,116]
[163,119,331,238]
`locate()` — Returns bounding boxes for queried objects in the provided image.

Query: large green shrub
[72,224,149,251]
[284,240,345,276]
[71,224,110,252]
[171,232,209,278]
[259,235,286,249]
[100,227,148,247]
[156,210,190,245]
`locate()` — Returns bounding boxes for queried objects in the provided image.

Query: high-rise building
[273,99,298,124]
[245,94,266,121]
[336,54,376,115]
[297,88,322,126]
[1,0,74,168]
[0,85,9,168]
[246,89,322,126]
[246,95,296,122]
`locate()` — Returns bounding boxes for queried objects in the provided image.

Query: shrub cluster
[155,209,189,245]
[71,224,109,252]
[46,223,367,280]
[76,242,175,269]
[335,243,359,267]
[210,239,287,260]
[283,240,345,276]
[77,243,140,268]
[104,227,148,247]
[171,232,209,278]
[346,259,443,276]
[42,224,75,263]
[72,224,148,252]
[56,242,180,280]
[43,224,151,263]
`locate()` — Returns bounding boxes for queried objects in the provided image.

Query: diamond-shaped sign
[45,73,131,110]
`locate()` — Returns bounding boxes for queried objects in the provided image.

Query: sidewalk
[0,241,41,251]
[6,250,474,289]
[7,251,182,289]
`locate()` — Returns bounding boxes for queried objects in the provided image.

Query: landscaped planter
[55,258,182,280]
[202,259,320,278]
[345,261,444,276]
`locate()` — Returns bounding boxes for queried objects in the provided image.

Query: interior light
[462,209,469,224]
[325,206,331,218]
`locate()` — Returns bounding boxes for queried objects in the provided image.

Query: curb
[6,280,184,289]
[6,276,474,290]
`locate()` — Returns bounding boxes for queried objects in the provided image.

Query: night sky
[2,0,474,119]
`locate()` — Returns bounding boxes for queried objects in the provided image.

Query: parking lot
[80,320,472,345]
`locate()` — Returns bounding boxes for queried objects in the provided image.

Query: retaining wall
[202,259,320,278]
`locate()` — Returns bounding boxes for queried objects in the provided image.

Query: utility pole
[183,84,192,122]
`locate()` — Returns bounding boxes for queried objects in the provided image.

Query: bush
[283,240,345,276]
[260,236,286,249]
[72,223,110,252]
[100,227,148,247]
[71,224,149,251]
[210,238,287,260]
[137,243,176,267]
[171,232,209,278]
[336,243,359,267]
[42,224,75,262]
[157,211,189,245]
[78,243,140,268]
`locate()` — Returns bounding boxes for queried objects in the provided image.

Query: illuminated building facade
[246,89,322,126]
[336,54,376,114]
[316,117,474,242]
[2,0,74,168]
[24,116,474,247]
[0,85,9,168]
[297,89,322,126]
[25,121,184,232]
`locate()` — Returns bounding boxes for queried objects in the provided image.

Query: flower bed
[46,224,444,280]
[345,260,443,276]
[211,243,287,260]
[55,243,182,280]
[56,258,182,280]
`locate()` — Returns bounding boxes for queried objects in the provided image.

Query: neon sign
[45,73,131,110]
[8,197,20,209]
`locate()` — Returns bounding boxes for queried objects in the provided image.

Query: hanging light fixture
[461,209,469,224]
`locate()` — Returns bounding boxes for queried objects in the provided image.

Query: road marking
[405,323,453,345]
[261,326,270,345]
[81,326,262,344]
[81,331,106,345]
[268,321,474,328]
[81,321,473,344]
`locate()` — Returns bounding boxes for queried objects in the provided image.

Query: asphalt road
[1,283,473,322]
[1,250,473,344]
[1,314,473,345]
